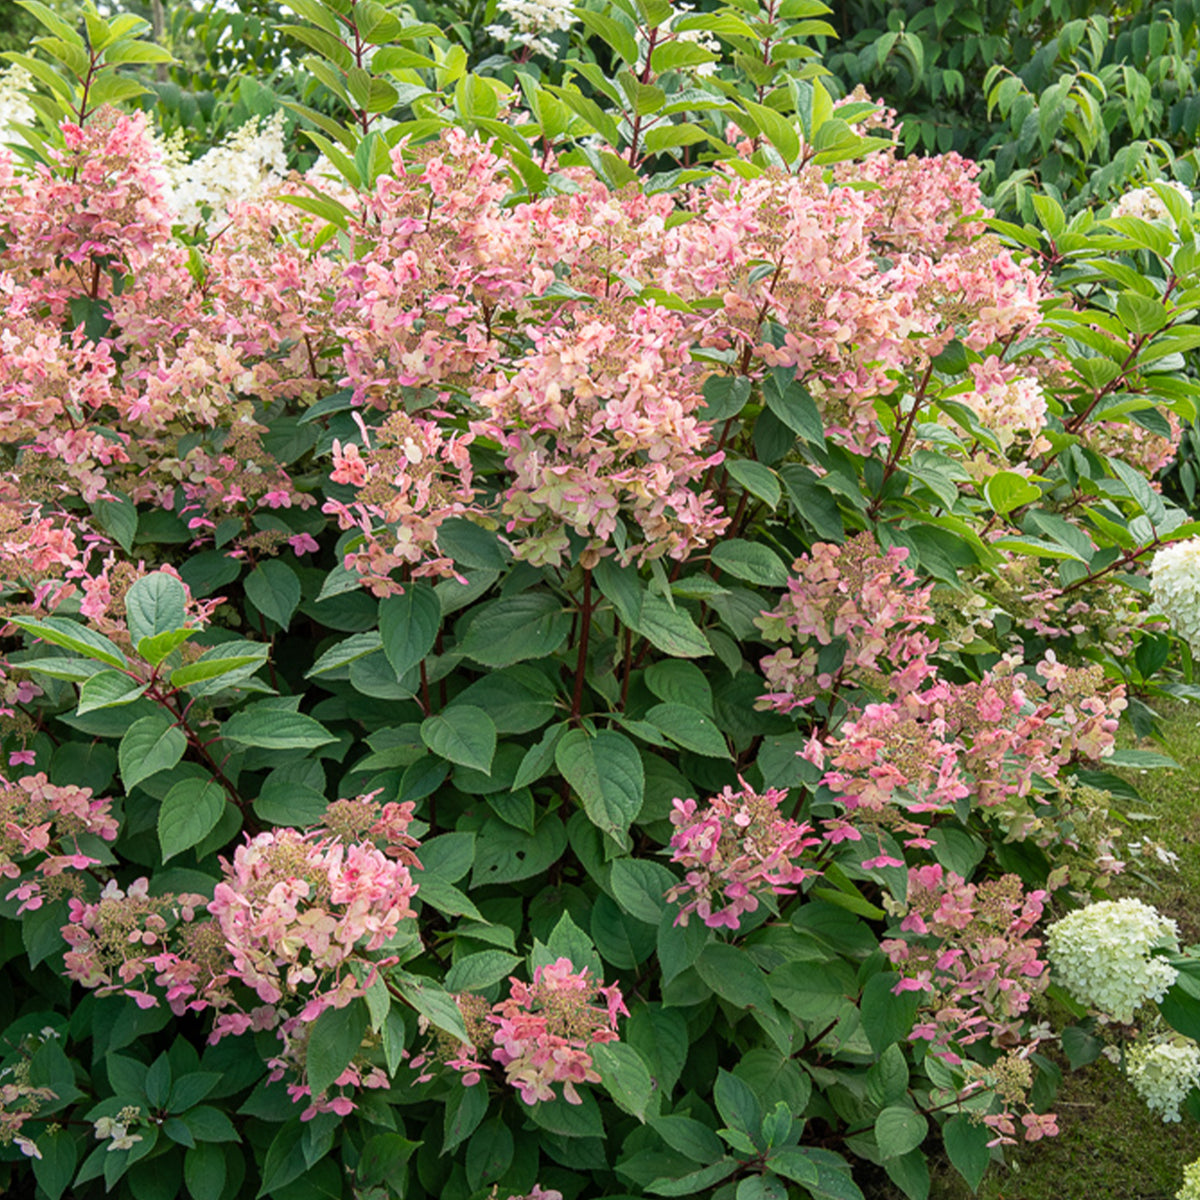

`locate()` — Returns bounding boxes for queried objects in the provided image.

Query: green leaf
[556,728,644,843]
[984,470,1040,514]
[1110,454,1167,525]
[137,628,194,666]
[221,703,336,750]
[522,1086,604,1139]
[77,669,147,714]
[9,616,127,669]
[648,1160,740,1196]
[253,759,328,826]
[636,592,710,657]
[421,706,496,773]
[860,973,920,1056]
[306,1001,368,1098]
[21,656,108,682]
[184,1143,225,1200]
[768,1147,819,1187]
[697,943,772,1011]
[645,703,731,758]
[943,1114,991,1192]
[159,778,226,861]
[119,713,187,790]
[245,560,301,630]
[874,1106,928,1160]
[725,459,781,508]
[391,971,469,1042]
[471,817,568,886]
[710,540,790,587]
[32,1129,77,1200]
[610,858,675,925]
[445,951,521,992]
[168,1072,222,1114]
[593,1041,654,1121]
[700,373,752,421]
[764,369,824,442]
[714,1068,763,1139]
[379,582,441,678]
[91,491,137,553]
[304,632,382,678]
[652,1114,724,1164]
[125,571,188,644]
[171,647,270,689]
[456,594,571,667]
[644,660,714,714]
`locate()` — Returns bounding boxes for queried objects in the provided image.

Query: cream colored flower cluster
[1178,1157,1200,1200]
[1128,1035,1200,1122]
[486,0,577,57]
[0,64,35,146]
[1111,179,1193,222]
[1151,538,1200,651]
[1045,898,1179,1023]
[156,112,289,231]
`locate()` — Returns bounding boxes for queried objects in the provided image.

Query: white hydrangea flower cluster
[1178,1156,1200,1200]
[1128,1035,1200,1122]
[1045,898,1179,1023]
[1151,538,1200,651]
[1112,179,1193,222]
[0,64,35,145]
[487,0,577,58]
[156,112,289,231]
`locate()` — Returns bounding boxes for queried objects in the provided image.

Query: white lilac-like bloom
[1128,1035,1200,1122]
[0,64,35,146]
[1151,538,1200,651]
[1112,179,1193,222]
[1179,1157,1200,1200]
[1045,898,1179,1023]
[156,112,289,231]
[487,0,577,57]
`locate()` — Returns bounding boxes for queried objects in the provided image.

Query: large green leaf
[220,702,336,750]
[711,539,790,587]
[421,706,496,774]
[306,1001,368,1098]
[456,594,571,666]
[592,1041,654,1121]
[158,778,226,861]
[9,616,127,669]
[76,670,148,714]
[556,729,644,842]
[379,582,441,678]
[875,1106,928,1160]
[119,713,187,790]
[645,703,730,758]
[125,571,188,644]
[245,560,301,630]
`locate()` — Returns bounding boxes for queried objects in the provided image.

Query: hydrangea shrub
[6,3,1200,1200]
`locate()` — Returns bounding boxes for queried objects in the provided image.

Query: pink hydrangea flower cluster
[755,534,937,712]
[61,877,208,1007]
[471,304,729,567]
[1,771,119,912]
[758,536,1126,856]
[422,958,627,1107]
[59,796,421,1121]
[881,864,1055,1144]
[883,865,1048,1059]
[664,780,823,929]
[323,410,482,595]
